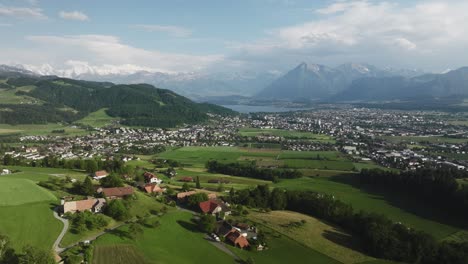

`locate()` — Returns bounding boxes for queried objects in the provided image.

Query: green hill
[0,75,235,127]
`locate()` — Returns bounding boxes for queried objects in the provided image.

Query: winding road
[52,207,69,253]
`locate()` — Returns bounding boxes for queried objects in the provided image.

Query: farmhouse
[141,183,165,194]
[179,177,193,182]
[225,230,249,249]
[62,198,106,214]
[199,200,231,217]
[99,187,134,199]
[144,172,162,184]
[93,170,108,180]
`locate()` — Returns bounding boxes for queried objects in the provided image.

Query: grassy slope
[248,210,374,264]
[275,176,465,240]
[75,108,119,128]
[94,211,236,264]
[0,177,56,206]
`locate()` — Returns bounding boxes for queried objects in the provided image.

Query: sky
[0,0,467,75]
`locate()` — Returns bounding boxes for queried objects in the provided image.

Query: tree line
[206,160,302,182]
[229,185,468,264]
[357,168,468,221]
[3,154,128,174]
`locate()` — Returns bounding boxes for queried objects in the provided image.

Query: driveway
[52,207,69,253]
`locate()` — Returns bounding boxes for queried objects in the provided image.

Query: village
[5,107,468,172]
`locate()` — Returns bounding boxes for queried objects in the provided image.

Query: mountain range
[255,63,424,101]
[5,62,468,105]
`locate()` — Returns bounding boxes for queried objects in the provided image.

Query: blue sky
[0,0,467,75]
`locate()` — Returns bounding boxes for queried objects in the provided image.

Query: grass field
[0,177,56,206]
[275,176,466,240]
[248,210,374,264]
[94,211,236,264]
[0,173,62,251]
[239,128,335,143]
[76,108,119,128]
[0,123,88,136]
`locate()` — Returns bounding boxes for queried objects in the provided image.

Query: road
[205,235,241,261]
[52,207,69,253]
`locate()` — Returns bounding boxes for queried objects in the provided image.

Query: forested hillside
[0,74,235,127]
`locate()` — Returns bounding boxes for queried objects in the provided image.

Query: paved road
[52,207,69,253]
[205,235,241,261]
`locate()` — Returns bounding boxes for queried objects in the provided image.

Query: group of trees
[0,234,55,264]
[67,211,109,234]
[358,168,468,220]
[3,154,128,175]
[231,185,468,264]
[206,160,302,182]
[104,199,130,221]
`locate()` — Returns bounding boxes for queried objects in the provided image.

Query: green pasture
[275,176,466,240]
[75,108,119,128]
[94,211,235,264]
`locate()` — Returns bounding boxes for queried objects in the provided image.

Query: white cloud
[229,0,468,71]
[0,6,46,19]
[133,24,192,37]
[17,34,222,74]
[59,11,89,21]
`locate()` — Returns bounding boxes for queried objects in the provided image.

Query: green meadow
[239,128,335,143]
[93,211,236,264]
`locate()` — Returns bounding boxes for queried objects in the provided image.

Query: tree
[81,177,95,196]
[128,223,144,240]
[270,188,287,210]
[85,159,98,174]
[195,176,201,189]
[198,214,216,233]
[104,200,129,221]
[187,193,209,208]
[100,174,123,188]
[217,183,225,192]
[181,183,190,192]
[19,245,54,264]
[2,154,12,166]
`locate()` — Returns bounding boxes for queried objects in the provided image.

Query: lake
[221,104,313,113]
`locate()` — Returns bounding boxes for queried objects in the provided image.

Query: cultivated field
[0,123,88,136]
[93,245,149,264]
[239,128,335,143]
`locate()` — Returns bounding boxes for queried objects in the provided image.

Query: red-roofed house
[199,200,231,217]
[225,230,249,249]
[99,187,134,199]
[179,177,193,182]
[93,170,108,180]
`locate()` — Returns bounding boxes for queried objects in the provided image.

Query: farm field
[156,147,355,172]
[93,211,236,264]
[93,244,149,264]
[248,210,374,264]
[0,123,88,136]
[239,128,335,143]
[0,172,62,251]
[275,176,466,240]
[75,108,119,128]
